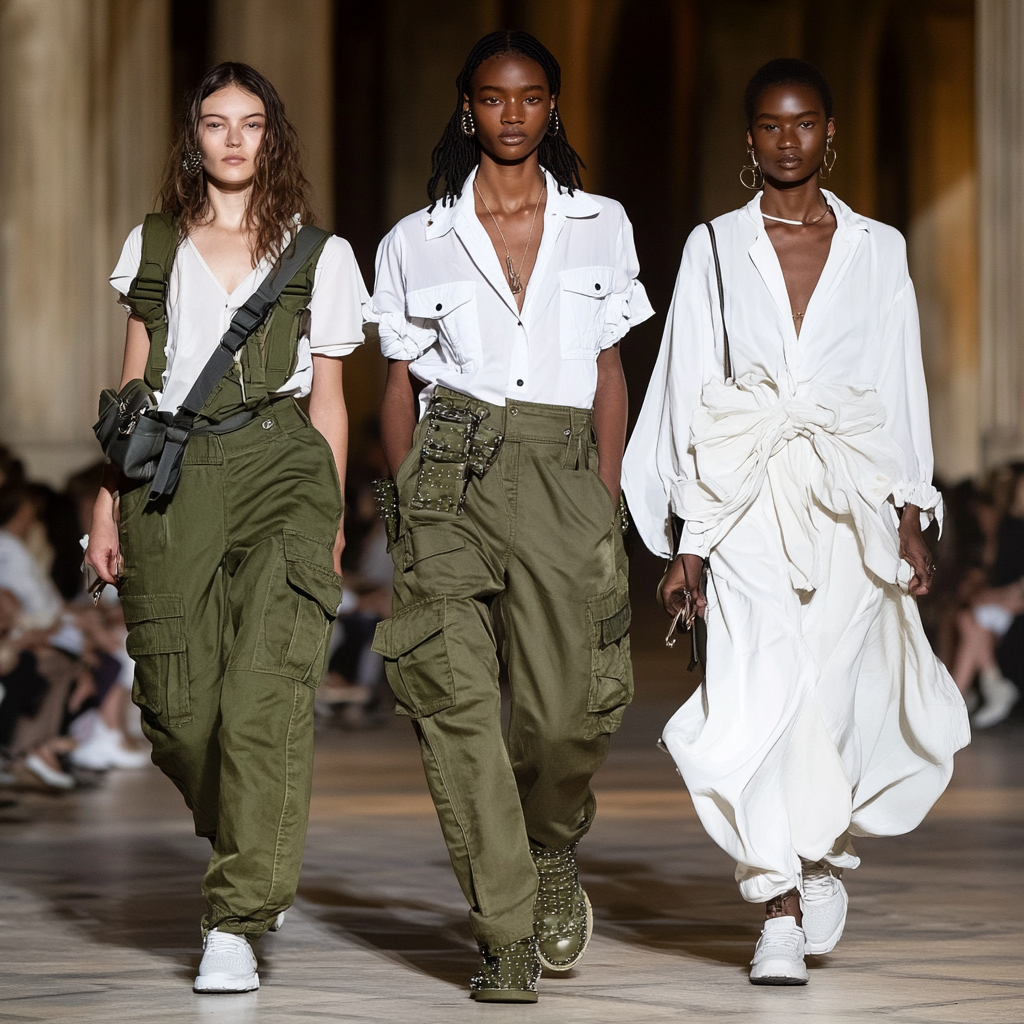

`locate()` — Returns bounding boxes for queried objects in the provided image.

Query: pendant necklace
[762,204,831,227]
[475,178,546,295]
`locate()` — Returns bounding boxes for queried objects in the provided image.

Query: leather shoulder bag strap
[704,221,732,382]
[126,212,178,389]
[148,225,331,500]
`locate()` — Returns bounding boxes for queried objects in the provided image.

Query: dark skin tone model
[380,54,628,510]
[658,81,936,924]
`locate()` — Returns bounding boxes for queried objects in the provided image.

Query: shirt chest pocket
[559,266,616,358]
[407,281,482,373]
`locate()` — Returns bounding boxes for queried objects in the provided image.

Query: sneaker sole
[803,884,849,956]
[193,972,259,993]
[750,973,808,986]
[470,989,538,1003]
[538,890,594,972]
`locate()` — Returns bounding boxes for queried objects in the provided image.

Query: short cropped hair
[744,58,834,126]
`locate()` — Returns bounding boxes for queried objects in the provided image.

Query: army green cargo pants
[117,399,343,938]
[373,388,632,947]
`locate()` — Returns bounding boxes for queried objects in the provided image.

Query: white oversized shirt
[369,167,654,411]
[623,190,942,562]
[111,224,369,413]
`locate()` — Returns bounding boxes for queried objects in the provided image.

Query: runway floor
[2,654,1022,1024]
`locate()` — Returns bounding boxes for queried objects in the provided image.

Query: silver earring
[740,146,763,190]
[182,149,203,177]
[461,110,476,137]
[819,137,837,179]
[547,108,560,137]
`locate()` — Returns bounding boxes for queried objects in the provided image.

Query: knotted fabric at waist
[674,375,907,590]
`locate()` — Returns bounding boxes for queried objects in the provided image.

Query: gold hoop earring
[461,110,476,137]
[819,137,837,179]
[182,149,203,177]
[740,146,763,190]
[547,108,560,137]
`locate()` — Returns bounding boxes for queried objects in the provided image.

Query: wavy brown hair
[159,62,315,264]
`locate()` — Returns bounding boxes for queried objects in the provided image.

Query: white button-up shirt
[111,225,368,414]
[369,167,653,411]
[623,190,942,561]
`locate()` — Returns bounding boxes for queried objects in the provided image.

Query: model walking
[623,59,969,985]
[86,63,367,992]
[369,30,652,1002]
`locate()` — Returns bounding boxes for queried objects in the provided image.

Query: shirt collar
[423,165,601,239]
[743,188,870,238]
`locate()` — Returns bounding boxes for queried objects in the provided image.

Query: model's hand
[84,492,121,585]
[660,554,707,619]
[332,520,346,576]
[898,505,933,597]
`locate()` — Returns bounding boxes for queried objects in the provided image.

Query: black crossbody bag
[660,221,733,673]
[94,225,328,502]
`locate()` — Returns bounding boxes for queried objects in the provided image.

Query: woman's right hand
[84,490,121,585]
[660,554,707,619]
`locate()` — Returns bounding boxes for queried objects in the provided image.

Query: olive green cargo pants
[373,388,632,947]
[118,400,343,938]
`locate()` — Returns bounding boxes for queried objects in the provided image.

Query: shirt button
[262,419,274,430]
[594,283,602,291]
[435,302,443,311]
[517,321,523,327]
[516,379,524,387]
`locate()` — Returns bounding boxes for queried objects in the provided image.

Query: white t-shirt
[0,530,63,630]
[369,166,654,412]
[111,223,369,413]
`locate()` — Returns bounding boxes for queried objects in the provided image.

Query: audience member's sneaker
[800,859,848,954]
[267,910,286,932]
[749,916,808,985]
[972,670,1019,729]
[531,840,593,971]
[193,929,259,993]
[470,936,542,1002]
[24,753,75,790]
[70,721,151,771]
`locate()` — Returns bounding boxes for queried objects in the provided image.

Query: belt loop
[564,408,588,470]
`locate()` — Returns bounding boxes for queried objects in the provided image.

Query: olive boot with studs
[469,936,542,1002]
[531,840,594,971]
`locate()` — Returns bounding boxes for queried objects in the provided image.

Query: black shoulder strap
[148,225,330,500]
[126,213,178,388]
[704,222,732,382]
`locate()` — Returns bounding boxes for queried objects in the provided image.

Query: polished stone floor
[1,651,1022,1023]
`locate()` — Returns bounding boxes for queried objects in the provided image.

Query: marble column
[212,0,335,225]
[0,0,171,486]
[977,0,1024,469]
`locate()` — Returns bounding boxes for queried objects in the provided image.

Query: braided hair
[427,30,585,210]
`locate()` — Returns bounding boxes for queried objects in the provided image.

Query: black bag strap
[148,225,330,500]
[704,222,732,382]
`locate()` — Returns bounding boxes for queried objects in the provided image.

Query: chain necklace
[474,178,546,294]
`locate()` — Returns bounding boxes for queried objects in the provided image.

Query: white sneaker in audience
[972,669,1019,729]
[749,916,808,985]
[70,718,150,770]
[24,753,75,790]
[267,910,286,932]
[193,929,259,993]
[800,859,848,954]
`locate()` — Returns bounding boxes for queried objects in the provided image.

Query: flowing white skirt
[662,463,971,903]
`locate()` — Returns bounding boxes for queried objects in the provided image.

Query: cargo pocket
[407,281,482,373]
[371,595,455,718]
[585,577,633,739]
[395,523,466,572]
[121,593,191,728]
[559,266,616,357]
[278,529,343,685]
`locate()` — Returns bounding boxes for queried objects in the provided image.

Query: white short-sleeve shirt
[368,167,654,412]
[110,223,369,413]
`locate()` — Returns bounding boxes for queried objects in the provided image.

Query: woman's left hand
[332,520,346,576]
[898,504,934,597]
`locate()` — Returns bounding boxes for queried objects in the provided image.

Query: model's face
[197,85,266,187]
[464,55,555,163]
[747,83,834,185]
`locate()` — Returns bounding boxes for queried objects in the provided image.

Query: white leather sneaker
[193,928,259,993]
[972,670,1019,729]
[801,860,848,955]
[749,916,808,985]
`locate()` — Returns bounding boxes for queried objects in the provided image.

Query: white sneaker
[972,670,1019,729]
[24,753,75,790]
[193,928,259,993]
[749,916,808,985]
[70,722,151,771]
[267,910,286,932]
[800,860,848,954]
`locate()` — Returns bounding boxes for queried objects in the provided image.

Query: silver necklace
[762,205,831,227]
[474,178,546,294]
